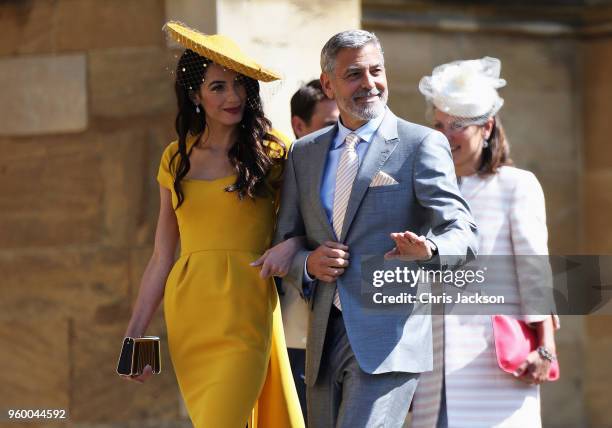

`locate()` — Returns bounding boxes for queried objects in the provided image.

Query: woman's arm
[121,186,179,382]
[508,171,558,384]
[509,171,556,321]
[535,316,557,354]
[125,186,178,336]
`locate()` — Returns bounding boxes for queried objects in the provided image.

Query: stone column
[215,0,360,138]
[582,36,612,428]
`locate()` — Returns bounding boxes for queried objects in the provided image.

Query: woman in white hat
[411,57,559,427]
[120,22,304,428]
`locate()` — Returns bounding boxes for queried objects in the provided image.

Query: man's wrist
[425,239,438,260]
[303,254,315,283]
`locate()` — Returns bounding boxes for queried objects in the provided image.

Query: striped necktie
[331,132,360,310]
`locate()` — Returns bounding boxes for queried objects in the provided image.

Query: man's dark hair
[290,79,328,125]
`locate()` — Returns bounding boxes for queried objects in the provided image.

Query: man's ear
[291,116,307,139]
[320,73,335,100]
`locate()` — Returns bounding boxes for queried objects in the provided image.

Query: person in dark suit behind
[291,79,340,139]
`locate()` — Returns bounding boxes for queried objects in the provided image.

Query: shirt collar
[333,107,387,149]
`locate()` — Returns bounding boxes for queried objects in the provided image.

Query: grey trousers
[307,306,420,428]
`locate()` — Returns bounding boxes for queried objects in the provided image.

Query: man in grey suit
[274,30,477,427]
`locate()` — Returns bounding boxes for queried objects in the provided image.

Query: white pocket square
[369,171,399,187]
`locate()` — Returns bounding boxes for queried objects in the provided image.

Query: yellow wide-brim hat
[163,21,281,82]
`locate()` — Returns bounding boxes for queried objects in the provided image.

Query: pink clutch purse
[492,315,559,381]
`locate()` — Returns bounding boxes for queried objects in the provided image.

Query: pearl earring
[483,139,489,148]
[195,105,201,114]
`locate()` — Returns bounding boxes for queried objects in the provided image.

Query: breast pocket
[361,184,403,214]
[368,184,401,193]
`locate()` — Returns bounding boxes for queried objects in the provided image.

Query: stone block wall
[0,0,359,426]
[0,1,189,426]
[583,37,612,428]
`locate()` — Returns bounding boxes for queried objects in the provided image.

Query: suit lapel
[308,126,336,241]
[340,111,400,242]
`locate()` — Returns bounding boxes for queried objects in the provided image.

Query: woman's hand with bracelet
[514,316,557,384]
[513,346,555,385]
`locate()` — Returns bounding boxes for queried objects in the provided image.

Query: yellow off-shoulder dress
[157,133,304,428]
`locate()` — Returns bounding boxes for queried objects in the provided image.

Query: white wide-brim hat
[418,56,506,119]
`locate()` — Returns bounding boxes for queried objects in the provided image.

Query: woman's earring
[483,139,489,148]
[195,105,201,114]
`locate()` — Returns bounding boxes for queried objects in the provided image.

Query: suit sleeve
[273,143,312,299]
[413,130,478,270]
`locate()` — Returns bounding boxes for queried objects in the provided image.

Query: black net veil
[162,22,284,118]
[170,49,267,113]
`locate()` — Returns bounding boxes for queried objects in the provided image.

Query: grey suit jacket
[274,110,478,386]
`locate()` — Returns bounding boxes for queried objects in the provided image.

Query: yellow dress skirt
[157,139,304,428]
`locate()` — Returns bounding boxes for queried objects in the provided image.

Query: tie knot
[344,133,360,149]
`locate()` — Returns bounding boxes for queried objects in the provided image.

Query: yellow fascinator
[163,21,281,82]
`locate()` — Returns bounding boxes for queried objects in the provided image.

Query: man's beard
[341,88,388,121]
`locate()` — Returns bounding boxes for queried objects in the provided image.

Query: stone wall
[582,37,612,428]
[0,0,358,426]
[0,0,185,425]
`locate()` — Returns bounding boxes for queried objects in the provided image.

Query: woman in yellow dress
[120,22,305,428]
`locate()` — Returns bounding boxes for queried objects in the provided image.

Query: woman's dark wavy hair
[478,115,513,176]
[170,49,284,208]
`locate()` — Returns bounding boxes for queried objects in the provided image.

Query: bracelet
[537,346,556,362]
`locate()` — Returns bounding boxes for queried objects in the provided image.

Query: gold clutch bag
[116,336,161,376]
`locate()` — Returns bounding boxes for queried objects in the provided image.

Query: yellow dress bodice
[157,133,303,428]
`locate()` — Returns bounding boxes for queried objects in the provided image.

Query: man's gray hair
[320,30,384,74]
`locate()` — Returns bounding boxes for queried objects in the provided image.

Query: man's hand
[306,241,350,283]
[384,231,433,261]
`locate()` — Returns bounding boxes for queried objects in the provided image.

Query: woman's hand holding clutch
[121,364,154,384]
[512,317,557,385]
[117,336,161,383]
[513,349,553,385]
